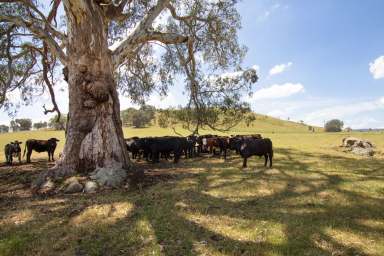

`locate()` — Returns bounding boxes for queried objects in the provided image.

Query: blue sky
[1,0,383,128]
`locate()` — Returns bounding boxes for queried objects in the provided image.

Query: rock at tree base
[39,179,55,194]
[84,181,98,193]
[341,137,375,157]
[64,181,83,194]
[90,168,127,188]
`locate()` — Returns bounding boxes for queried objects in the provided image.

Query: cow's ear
[19,142,22,144]
[55,139,60,142]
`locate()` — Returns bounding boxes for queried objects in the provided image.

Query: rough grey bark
[53,1,130,177]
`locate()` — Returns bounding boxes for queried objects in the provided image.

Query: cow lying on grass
[4,141,22,165]
[229,137,273,168]
[24,138,59,163]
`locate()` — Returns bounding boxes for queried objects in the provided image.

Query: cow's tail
[23,141,27,158]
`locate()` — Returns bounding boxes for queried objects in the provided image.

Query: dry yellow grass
[0,127,383,255]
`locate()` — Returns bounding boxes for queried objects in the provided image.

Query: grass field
[0,122,383,255]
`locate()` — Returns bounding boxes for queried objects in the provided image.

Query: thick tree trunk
[53,1,130,177]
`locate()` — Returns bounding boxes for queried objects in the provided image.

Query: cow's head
[48,138,59,147]
[10,141,22,154]
[228,137,242,150]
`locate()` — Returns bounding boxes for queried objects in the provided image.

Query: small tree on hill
[325,119,344,132]
[13,118,32,131]
[0,125,9,133]
[121,105,155,128]
[10,121,18,132]
[33,121,48,130]
[49,115,67,131]
[245,114,256,127]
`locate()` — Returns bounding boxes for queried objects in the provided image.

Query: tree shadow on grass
[0,147,383,255]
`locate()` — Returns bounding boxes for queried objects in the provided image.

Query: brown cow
[205,136,230,159]
[23,138,59,163]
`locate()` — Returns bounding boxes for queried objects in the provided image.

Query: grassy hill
[1,129,383,255]
[0,114,321,161]
[1,114,384,255]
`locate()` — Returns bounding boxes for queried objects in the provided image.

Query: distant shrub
[121,105,156,128]
[33,121,48,130]
[10,118,32,131]
[49,115,67,130]
[0,125,9,133]
[325,119,344,132]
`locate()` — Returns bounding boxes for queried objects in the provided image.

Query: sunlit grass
[0,127,383,255]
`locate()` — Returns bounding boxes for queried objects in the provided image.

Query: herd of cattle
[125,134,273,168]
[4,134,273,168]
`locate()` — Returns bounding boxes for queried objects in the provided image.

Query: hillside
[0,114,320,160]
[230,114,322,133]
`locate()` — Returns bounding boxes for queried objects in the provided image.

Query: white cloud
[346,117,383,129]
[266,109,286,118]
[304,97,384,125]
[260,3,281,20]
[269,62,293,76]
[369,56,384,79]
[249,83,304,101]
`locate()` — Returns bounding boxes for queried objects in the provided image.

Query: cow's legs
[174,152,180,163]
[152,150,159,163]
[26,151,32,163]
[242,157,247,168]
[18,153,21,163]
[52,150,55,161]
[223,149,227,160]
[264,154,268,167]
[269,153,273,168]
[48,152,51,162]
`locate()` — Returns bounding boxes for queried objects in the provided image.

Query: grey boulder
[84,181,98,193]
[64,181,83,194]
[90,168,127,188]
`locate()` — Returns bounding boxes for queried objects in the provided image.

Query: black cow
[23,138,59,163]
[148,136,183,163]
[230,137,273,168]
[4,141,22,165]
[185,135,198,158]
[125,137,141,159]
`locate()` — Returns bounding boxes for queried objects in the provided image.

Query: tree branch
[166,2,208,22]
[104,0,132,21]
[0,14,68,65]
[41,44,61,121]
[111,0,170,67]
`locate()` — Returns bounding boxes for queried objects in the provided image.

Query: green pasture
[0,123,383,255]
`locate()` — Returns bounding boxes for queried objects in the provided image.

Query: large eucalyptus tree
[0,0,257,180]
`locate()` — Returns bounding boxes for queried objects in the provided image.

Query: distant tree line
[0,115,68,133]
[0,112,347,134]
[121,105,156,128]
